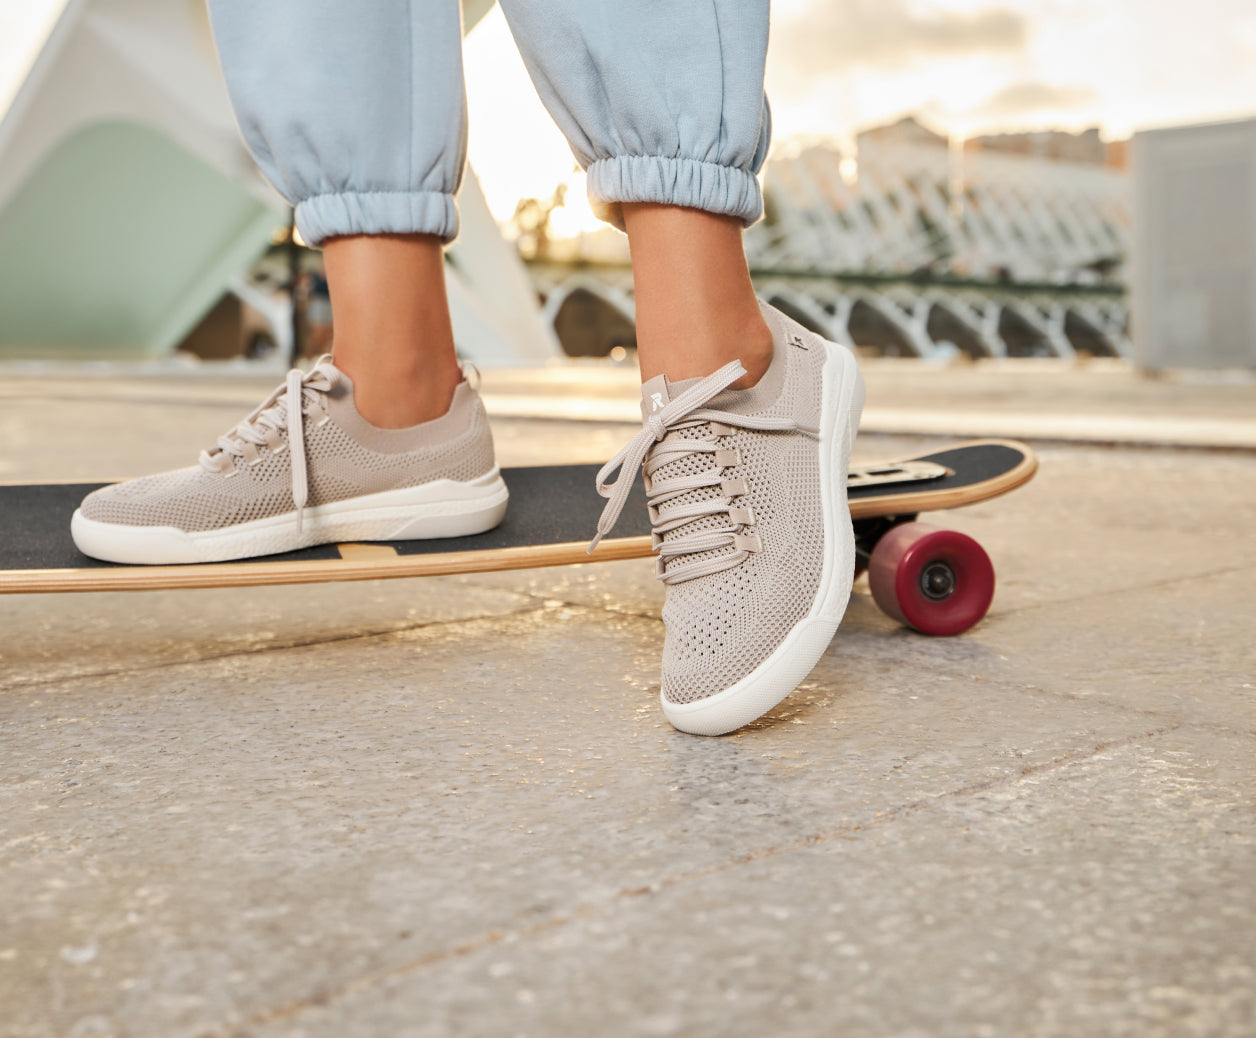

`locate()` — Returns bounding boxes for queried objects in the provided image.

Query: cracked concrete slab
[2,373,1255,1037]
[0,606,1199,1038]
[0,579,539,694]
[264,727,1254,1038]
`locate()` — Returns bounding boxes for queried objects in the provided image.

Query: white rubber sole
[71,470,509,565]
[661,338,866,736]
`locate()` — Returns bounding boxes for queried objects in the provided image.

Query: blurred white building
[1132,116,1256,369]
[532,116,1132,360]
[754,117,1127,284]
[0,0,559,366]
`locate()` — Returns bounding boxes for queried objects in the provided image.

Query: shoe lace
[589,361,801,584]
[198,357,340,533]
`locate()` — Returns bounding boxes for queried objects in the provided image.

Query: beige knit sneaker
[591,302,864,735]
[72,357,507,564]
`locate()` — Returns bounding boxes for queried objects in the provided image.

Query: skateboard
[0,439,1036,635]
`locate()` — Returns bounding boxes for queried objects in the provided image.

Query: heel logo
[650,393,664,412]
[790,334,809,351]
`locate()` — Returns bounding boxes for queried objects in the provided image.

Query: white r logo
[650,393,664,412]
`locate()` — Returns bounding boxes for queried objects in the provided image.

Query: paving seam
[450,575,664,626]
[0,603,555,695]
[0,596,667,695]
[982,560,1256,623]
[7,593,1246,741]
[1172,718,1256,741]
[953,676,1256,743]
[225,722,1181,1033]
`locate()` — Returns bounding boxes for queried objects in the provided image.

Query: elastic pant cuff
[586,156,764,232]
[295,190,459,247]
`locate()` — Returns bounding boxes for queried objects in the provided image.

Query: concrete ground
[1,362,1254,1037]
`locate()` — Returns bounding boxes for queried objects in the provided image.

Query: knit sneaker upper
[80,358,496,532]
[591,316,830,706]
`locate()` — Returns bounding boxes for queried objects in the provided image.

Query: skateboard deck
[0,440,1036,604]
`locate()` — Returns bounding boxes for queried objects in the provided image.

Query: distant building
[1132,116,1256,368]
[523,113,1134,360]
[964,127,1127,169]
[755,129,1128,285]
[1104,138,1129,170]
[856,115,949,151]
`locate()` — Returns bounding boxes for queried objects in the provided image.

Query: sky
[4,0,1256,226]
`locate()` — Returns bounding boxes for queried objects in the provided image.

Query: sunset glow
[5,1,1256,231]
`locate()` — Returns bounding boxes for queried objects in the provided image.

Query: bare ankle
[336,355,461,429]
[622,203,775,388]
[729,314,774,389]
[637,309,774,388]
[321,232,461,427]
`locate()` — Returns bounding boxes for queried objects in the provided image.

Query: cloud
[970,81,1099,117]
[774,0,1029,72]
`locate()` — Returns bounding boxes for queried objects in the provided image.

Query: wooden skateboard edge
[1,439,1037,595]
[0,536,656,594]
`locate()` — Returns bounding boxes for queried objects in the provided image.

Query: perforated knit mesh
[657,330,830,706]
[81,387,496,532]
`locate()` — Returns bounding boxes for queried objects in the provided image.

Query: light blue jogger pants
[206,1,771,247]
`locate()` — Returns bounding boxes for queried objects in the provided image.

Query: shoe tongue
[639,374,705,422]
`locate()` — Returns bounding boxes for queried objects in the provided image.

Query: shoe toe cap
[78,467,208,528]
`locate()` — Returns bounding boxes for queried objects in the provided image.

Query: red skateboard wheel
[867,522,995,636]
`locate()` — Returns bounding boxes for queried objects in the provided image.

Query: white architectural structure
[0,0,560,365]
[532,135,1132,360]
[748,140,1130,359]
[752,139,1127,283]
[1132,116,1256,369]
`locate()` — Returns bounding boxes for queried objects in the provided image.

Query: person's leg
[498,1,774,390]
[321,234,460,427]
[208,0,466,427]
[620,205,773,388]
[72,1,509,565]
[502,1,866,735]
